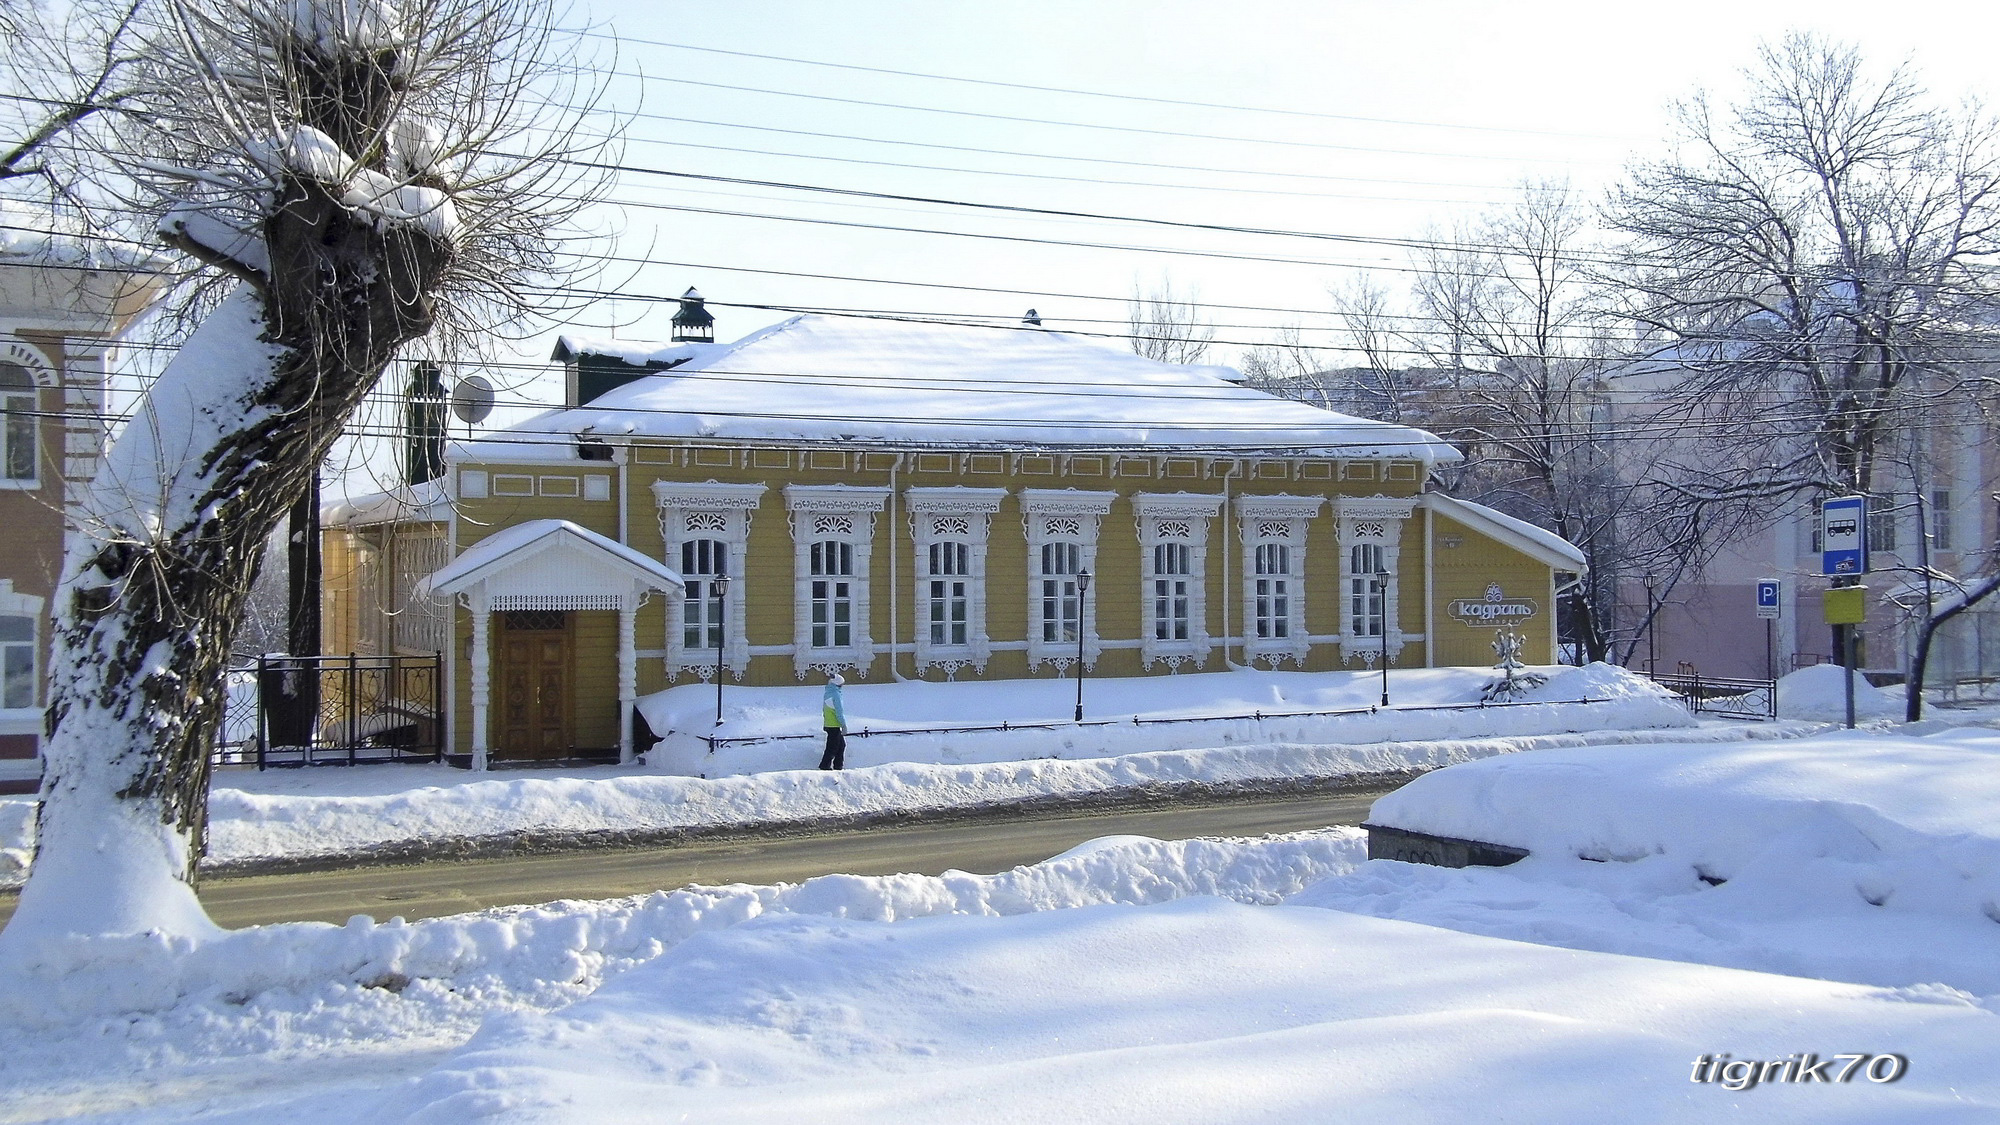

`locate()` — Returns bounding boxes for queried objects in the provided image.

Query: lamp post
[711,572,730,727]
[1642,572,1658,674]
[1073,568,1091,722]
[1376,568,1391,707]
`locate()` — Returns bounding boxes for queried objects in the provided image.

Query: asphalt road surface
[0,787,1392,929]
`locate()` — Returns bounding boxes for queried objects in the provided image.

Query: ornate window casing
[1336,495,1418,665]
[906,487,1007,677]
[1235,494,1323,667]
[655,480,766,680]
[1022,489,1116,671]
[0,580,41,714]
[786,484,890,679]
[1134,492,1226,670]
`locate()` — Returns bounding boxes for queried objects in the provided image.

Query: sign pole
[1766,619,1774,682]
[1843,624,1857,729]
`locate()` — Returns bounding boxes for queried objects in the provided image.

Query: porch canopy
[421,519,683,768]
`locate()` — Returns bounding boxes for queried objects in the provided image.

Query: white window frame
[1135,492,1225,670]
[1235,494,1322,667]
[1022,489,1116,672]
[1336,496,1417,665]
[0,580,42,722]
[786,484,890,679]
[655,480,766,681]
[907,487,1006,677]
[1,359,44,490]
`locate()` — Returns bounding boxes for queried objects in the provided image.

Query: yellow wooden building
[326,302,1583,768]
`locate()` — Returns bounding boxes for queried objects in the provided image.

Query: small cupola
[1022,308,1042,326]
[672,287,715,343]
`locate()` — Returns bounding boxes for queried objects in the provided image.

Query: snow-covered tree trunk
[2,0,597,942]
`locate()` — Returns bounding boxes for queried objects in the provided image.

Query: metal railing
[1643,671,1778,720]
[692,694,1612,753]
[215,653,443,768]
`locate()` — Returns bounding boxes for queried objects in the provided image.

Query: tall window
[1,364,34,483]
[927,541,969,646]
[680,539,727,650]
[1254,543,1291,639]
[1349,543,1386,638]
[810,539,853,649]
[1932,490,1953,551]
[0,614,32,709]
[1868,501,1898,553]
[1153,542,1191,641]
[1039,541,1082,643]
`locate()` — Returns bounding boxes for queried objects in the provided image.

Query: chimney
[672,286,715,343]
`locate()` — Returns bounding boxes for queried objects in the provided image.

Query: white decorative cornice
[652,479,767,510]
[905,486,1008,515]
[1234,493,1325,521]
[1134,491,1227,521]
[1336,494,1420,521]
[784,483,891,513]
[1020,488,1117,517]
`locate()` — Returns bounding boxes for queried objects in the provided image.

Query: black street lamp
[1376,568,1391,707]
[1073,567,1092,722]
[711,572,730,727]
[1642,572,1658,674]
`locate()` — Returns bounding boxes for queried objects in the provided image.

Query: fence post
[256,653,268,770]
[346,652,358,766]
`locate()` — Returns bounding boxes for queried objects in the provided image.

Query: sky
[322,0,2000,483]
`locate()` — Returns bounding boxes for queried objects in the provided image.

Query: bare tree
[3,0,605,942]
[1608,34,2000,508]
[1404,181,1704,662]
[1127,276,1216,365]
[0,0,152,202]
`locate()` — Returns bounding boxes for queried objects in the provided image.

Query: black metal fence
[216,653,443,768]
[1643,671,1778,720]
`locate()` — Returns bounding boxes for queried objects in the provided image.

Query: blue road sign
[1756,578,1782,619]
[1821,495,1867,576]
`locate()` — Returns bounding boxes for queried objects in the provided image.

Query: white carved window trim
[1134,492,1225,670]
[906,487,1006,677]
[786,485,890,679]
[654,480,766,681]
[1235,494,1322,668]
[1335,495,1418,665]
[1022,489,1116,672]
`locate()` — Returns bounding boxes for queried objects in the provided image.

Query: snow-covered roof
[1425,493,1587,571]
[0,197,172,272]
[519,315,1461,464]
[324,477,449,527]
[421,519,683,599]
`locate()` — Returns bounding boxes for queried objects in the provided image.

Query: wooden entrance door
[498,611,573,759]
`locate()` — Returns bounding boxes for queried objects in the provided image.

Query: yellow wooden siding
[1428,513,1560,665]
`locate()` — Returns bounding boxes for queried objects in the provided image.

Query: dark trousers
[819,726,846,770]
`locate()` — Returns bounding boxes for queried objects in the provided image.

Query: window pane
[0,615,30,643]
[2,644,31,709]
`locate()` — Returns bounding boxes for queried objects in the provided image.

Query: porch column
[617,592,638,764]
[469,595,492,771]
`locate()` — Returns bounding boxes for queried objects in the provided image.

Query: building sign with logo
[1447,583,1540,628]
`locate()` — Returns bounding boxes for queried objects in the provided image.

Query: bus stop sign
[1821,495,1867,576]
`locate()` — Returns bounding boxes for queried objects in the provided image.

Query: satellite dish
[450,375,494,424]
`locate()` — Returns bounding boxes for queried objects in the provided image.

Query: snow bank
[380,899,2000,1124]
[1332,728,2000,994]
[0,831,1362,1032]
[641,664,1694,776]
[1776,663,1903,721]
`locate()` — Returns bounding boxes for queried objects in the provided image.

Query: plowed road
[0,787,1392,928]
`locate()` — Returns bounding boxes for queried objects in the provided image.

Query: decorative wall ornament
[785,485,892,678]
[1021,489,1116,671]
[1335,495,1419,663]
[1134,492,1226,669]
[905,487,1008,675]
[1235,494,1323,667]
[654,479,767,681]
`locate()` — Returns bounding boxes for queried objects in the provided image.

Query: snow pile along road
[1775,663,1904,722]
[640,663,1695,776]
[1318,727,2000,995]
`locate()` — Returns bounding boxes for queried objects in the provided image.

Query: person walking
[818,673,847,770]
